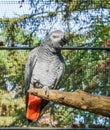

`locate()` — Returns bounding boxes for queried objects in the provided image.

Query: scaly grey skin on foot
[43,86,49,95]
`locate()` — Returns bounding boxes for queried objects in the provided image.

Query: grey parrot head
[41,30,68,52]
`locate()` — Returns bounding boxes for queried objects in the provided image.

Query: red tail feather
[26,93,42,122]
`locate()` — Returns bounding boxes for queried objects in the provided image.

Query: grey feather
[24,30,68,94]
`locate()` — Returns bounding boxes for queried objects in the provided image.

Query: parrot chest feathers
[31,54,65,88]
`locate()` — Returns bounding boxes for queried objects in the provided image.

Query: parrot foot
[43,86,49,95]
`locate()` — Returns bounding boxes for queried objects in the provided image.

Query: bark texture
[28,88,110,117]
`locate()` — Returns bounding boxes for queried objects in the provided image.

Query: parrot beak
[60,32,69,47]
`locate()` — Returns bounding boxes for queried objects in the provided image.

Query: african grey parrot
[24,30,68,122]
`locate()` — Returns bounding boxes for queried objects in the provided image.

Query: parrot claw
[43,86,49,95]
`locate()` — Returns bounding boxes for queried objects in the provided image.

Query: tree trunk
[28,88,110,117]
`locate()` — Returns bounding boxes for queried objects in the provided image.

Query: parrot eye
[53,35,59,38]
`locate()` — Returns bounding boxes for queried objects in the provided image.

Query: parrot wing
[55,62,65,88]
[24,47,48,122]
[24,47,38,94]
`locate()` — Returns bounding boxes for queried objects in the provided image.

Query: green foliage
[54,105,74,127]
[57,25,110,127]
[0,50,28,88]
[0,17,40,126]
[0,18,40,47]
[7,51,28,85]
[88,18,110,46]
[0,0,110,127]
[0,51,9,87]
[0,89,26,127]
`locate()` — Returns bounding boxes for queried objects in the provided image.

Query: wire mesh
[0,0,110,128]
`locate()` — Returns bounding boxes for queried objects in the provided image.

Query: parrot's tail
[26,93,42,122]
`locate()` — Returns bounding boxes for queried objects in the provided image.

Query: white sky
[0,0,109,38]
[0,0,31,18]
[0,0,64,38]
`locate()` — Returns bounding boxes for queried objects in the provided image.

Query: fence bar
[0,46,110,50]
[0,128,109,130]
[61,47,110,50]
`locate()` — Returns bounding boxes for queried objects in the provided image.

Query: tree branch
[28,88,110,117]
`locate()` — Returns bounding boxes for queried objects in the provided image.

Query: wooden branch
[28,88,110,117]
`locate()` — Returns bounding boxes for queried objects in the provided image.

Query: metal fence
[0,128,110,130]
[0,0,110,128]
[0,46,110,50]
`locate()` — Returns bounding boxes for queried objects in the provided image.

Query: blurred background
[0,0,110,128]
